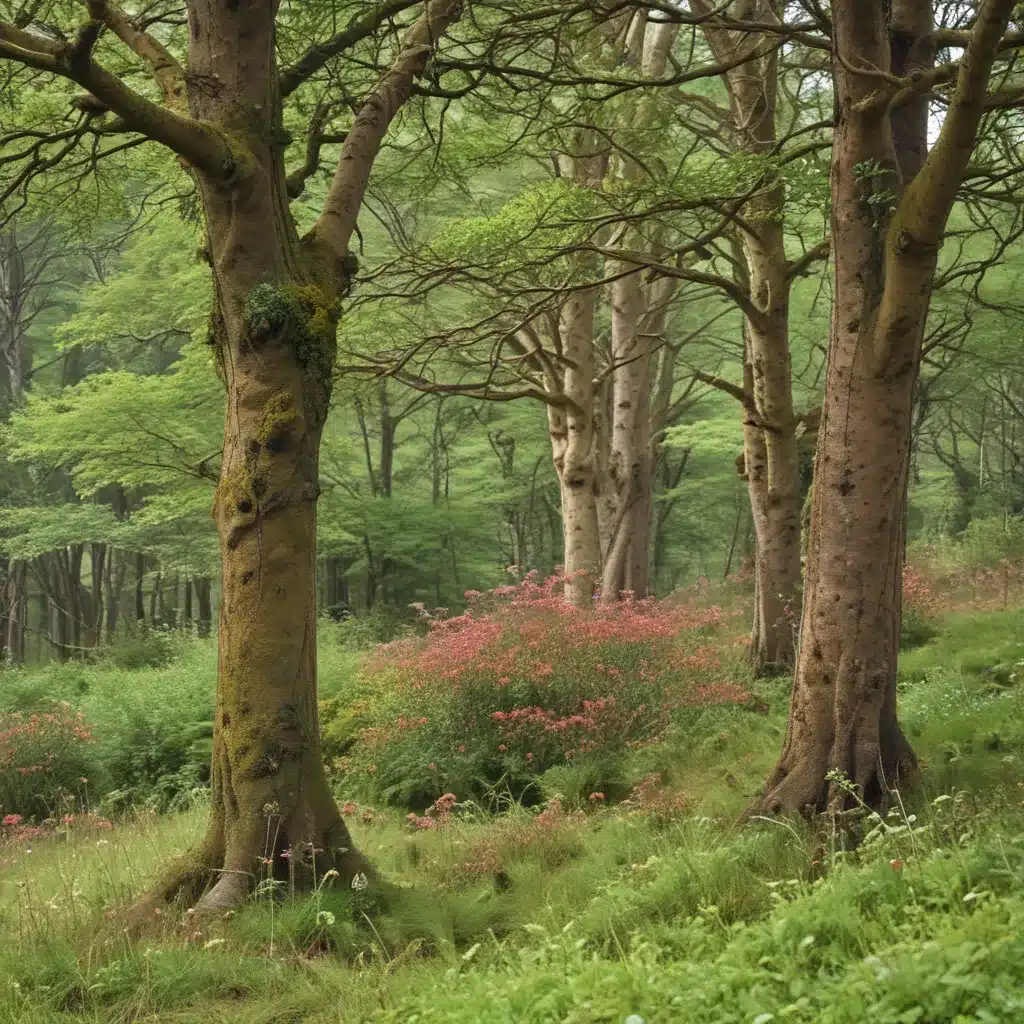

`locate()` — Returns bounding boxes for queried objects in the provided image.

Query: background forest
[4,18,1024,660]
[4,1,1024,1022]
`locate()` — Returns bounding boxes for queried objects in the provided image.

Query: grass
[2,606,1024,1022]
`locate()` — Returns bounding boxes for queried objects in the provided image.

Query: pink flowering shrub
[331,574,750,808]
[0,702,94,819]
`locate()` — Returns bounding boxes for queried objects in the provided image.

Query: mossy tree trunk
[758,0,1015,814]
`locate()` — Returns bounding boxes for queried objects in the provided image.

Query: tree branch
[306,0,463,266]
[786,236,831,281]
[690,368,746,404]
[901,0,1018,242]
[84,0,187,109]
[280,0,421,97]
[0,18,229,175]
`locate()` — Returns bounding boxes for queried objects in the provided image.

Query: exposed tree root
[752,726,919,819]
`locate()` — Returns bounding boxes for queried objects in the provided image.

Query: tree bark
[759,0,1015,813]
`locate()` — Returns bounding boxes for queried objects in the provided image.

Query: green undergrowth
[2,607,1024,1022]
[0,625,364,813]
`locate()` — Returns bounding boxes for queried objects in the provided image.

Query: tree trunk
[600,266,653,603]
[195,577,213,639]
[548,288,602,608]
[88,543,106,647]
[742,331,800,672]
[2,561,26,664]
[148,572,161,626]
[162,0,380,910]
[695,0,802,671]
[759,0,1013,813]
[105,550,126,641]
[134,552,146,623]
[0,229,28,405]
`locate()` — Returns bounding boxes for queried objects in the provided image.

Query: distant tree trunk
[548,287,602,608]
[105,550,127,640]
[0,229,29,405]
[324,556,348,615]
[2,561,27,663]
[723,492,744,580]
[184,577,194,626]
[88,543,106,647]
[134,553,146,623]
[194,577,213,639]
[148,572,161,626]
[694,0,802,673]
[759,0,1013,813]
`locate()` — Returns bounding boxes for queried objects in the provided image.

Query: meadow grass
[2,608,1024,1022]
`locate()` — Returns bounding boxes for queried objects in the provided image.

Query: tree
[688,0,822,673]
[1,0,464,907]
[759,0,1018,813]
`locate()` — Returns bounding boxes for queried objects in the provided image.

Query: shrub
[321,607,414,650]
[0,702,94,818]
[100,714,212,813]
[98,627,177,671]
[331,574,751,809]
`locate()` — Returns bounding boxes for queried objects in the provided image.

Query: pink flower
[588,792,605,802]
[526,752,533,763]
[341,801,358,815]
[2,814,23,827]
[498,744,507,752]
